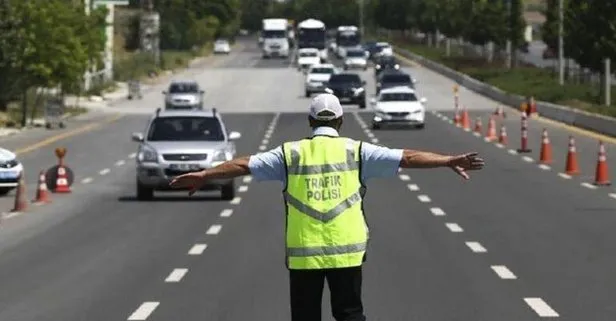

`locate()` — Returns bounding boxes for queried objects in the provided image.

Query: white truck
[297,18,328,63]
[335,25,362,58]
[261,18,290,59]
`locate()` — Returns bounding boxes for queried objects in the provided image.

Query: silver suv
[163,80,204,110]
[131,108,242,200]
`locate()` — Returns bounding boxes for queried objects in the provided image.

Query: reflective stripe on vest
[283,137,368,269]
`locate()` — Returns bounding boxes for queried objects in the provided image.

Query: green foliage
[542,0,558,51]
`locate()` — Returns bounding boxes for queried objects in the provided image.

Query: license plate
[0,171,18,179]
[169,163,200,171]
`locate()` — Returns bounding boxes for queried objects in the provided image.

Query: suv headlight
[138,145,158,163]
[376,65,381,69]
[212,150,231,162]
[394,64,400,69]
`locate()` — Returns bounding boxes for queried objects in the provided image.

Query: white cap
[309,93,343,121]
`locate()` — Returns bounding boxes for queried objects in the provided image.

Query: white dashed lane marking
[81,177,93,184]
[430,207,445,216]
[238,185,248,192]
[538,164,551,170]
[129,153,137,159]
[220,209,233,217]
[206,224,222,235]
[259,145,267,151]
[524,298,560,317]
[230,197,241,205]
[491,265,517,279]
[99,168,110,175]
[507,149,518,155]
[407,184,419,191]
[465,242,487,253]
[371,138,379,143]
[558,173,572,179]
[417,195,431,203]
[188,244,207,255]
[164,268,188,283]
[522,156,534,163]
[127,302,159,320]
[445,223,463,232]
[495,143,504,149]
[399,174,410,181]
[115,160,126,166]
[262,139,269,145]
[242,176,252,183]
[581,182,598,190]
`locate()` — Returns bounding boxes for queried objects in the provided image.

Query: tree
[542,0,559,52]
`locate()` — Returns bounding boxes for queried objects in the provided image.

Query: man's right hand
[446,152,485,180]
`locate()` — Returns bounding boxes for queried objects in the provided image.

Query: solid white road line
[371,138,379,143]
[491,265,517,279]
[115,160,126,166]
[430,207,445,216]
[127,302,159,320]
[399,174,411,181]
[417,195,431,203]
[81,177,93,184]
[242,176,253,183]
[508,149,518,155]
[129,153,137,159]
[522,156,534,163]
[581,182,598,189]
[262,139,269,145]
[465,242,487,253]
[407,184,419,191]
[206,224,222,235]
[99,168,110,175]
[445,223,463,232]
[367,132,375,138]
[538,164,551,170]
[230,197,241,205]
[238,185,248,192]
[524,298,560,317]
[220,209,233,217]
[188,244,207,255]
[164,268,188,283]
[259,145,267,151]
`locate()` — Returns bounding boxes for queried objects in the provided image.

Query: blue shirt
[248,127,403,184]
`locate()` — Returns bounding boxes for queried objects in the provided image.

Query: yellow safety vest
[282,136,368,270]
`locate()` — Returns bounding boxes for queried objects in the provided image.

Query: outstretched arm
[399,149,484,179]
[199,156,251,180]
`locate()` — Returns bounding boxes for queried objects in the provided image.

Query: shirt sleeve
[360,142,404,182]
[248,145,286,182]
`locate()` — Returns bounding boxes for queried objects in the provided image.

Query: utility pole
[505,0,512,69]
[358,0,364,38]
[558,0,564,85]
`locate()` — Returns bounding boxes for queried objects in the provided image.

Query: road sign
[93,0,129,5]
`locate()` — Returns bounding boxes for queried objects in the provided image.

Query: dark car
[363,41,380,59]
[374,55,401,78]
[376,71,416,94]
[325,73,367,109]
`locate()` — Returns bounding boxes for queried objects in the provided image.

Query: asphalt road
[0,38,615,321]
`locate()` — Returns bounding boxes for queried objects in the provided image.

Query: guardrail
[395,47,616,138]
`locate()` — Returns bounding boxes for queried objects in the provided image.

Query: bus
[335,25,361,58]
[297,18,327,62]
[261,18,290,59]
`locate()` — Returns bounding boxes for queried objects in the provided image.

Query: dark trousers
[289,266,366,321]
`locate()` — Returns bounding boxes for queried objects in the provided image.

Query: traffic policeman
[170,93,485,321]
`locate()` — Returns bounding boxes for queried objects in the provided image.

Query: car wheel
[221,181,235,200]
[358,100,366,109]
[305,90,311,98]
[136,181,154,201]
[416,123,425,129]
[372,123,380,130]
[0,187,13,196]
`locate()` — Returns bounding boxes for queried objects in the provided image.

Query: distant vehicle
[376,70,416,94]
[296,48,321,72]
[304,63,337,97]
[213,39,231,54]
[238,29,249,36]
[373,42,393,60]
[343,48,368,70]
[324,72,366,109]
[374,55,401,78]
[0,148,23,196]
[297,19,328,62]
[335,25,361,58]
[131,108,242,200]
[370,86,427,129]
[163,81,204,110]
[363,41,381,59]
[261,18,290,59]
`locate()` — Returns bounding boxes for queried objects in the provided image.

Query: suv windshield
[382,74,411,83]
[300,51,318,57]
[380,92,417,102]
[329,74,361,83]
[147,117,224,142]
[169,83,199,94]
[311,67,334,74]
[346,50,364,57]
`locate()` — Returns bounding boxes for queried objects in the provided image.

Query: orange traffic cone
[593,141,611,186]
[485,116,497,141]
[539,129,553,164]
[54,166,71,193]
[11,171,27,212]
[461,106,470,130]
[474,117,482,134]
[493,106,506,118]
[33,170,51,203]
[499,125,508,145]
[564,136,579,175]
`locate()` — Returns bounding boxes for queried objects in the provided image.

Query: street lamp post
[558,0,564,85]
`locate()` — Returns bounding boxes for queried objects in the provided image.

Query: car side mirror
[420,97,427,104]
[362,80,366,85]
[413,79,418,84]
[200,90,205,94]
[162,90,167,95]
[324,88,333,94]
[370,98,377,105]
[228,131,241,141]
[131,132,144,142]
[364,51,370,58]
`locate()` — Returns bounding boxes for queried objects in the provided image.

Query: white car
[375,42,394,58]
[0,147,23,195]
[304,63,337,97]
[296,48,321,72]
[343,48,368,70]
[370,86,427,130]
[213,39,231,54]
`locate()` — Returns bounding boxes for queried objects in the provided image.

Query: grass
[391,39,616,118]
